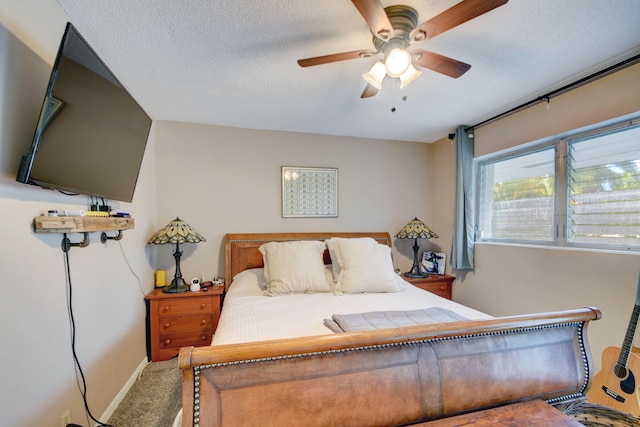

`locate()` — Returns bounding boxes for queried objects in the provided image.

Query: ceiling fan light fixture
[384,48,411,77]
[362,61,386,89]
[399,63,422,88]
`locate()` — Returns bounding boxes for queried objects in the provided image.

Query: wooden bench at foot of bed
[179,307,603,426]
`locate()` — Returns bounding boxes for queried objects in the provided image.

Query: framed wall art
[421,251,446,275]
[282,167,338,218]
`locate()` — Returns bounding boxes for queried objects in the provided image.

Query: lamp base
[162,277,189,293]
[404,271,428,279]
[404,238,427,278]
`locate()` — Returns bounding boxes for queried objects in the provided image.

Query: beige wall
[474,63,640,157]
[153,121,434,280]
[0,15,158,427]
[429,62,640,373]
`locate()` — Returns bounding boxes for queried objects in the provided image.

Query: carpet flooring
[107,358,181,427]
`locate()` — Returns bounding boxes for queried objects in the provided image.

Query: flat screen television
[16,23,152,203]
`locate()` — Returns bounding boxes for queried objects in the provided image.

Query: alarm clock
[190,278,201,292]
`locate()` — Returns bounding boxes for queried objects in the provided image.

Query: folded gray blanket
[324,307,468,333]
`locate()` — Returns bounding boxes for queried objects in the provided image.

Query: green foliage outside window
[493,176,554,202]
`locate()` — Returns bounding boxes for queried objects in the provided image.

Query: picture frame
[282,167,338,218]
[421,251,446,275]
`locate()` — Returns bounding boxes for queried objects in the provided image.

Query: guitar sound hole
[614,364,628,379]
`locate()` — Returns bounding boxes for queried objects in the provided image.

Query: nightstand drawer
[158,314,213,332]
[158,298,213,316]
[415,282,449,298]
[156,329,213,360]
[158,329,213,350]
[402,274,454,300]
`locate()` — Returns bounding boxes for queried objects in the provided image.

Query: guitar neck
[618,304,640,367]
[618,278,640,367]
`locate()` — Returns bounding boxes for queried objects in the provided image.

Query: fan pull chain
[390,78,407,113]
[391,78,398,112]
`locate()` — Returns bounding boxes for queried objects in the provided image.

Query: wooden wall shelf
[34,216,134,234]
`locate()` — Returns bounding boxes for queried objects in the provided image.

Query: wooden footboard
[179,307,601,427]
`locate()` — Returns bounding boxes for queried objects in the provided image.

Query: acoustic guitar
[588,277,640,416]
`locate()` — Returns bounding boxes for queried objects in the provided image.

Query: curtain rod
[466,52,640,132]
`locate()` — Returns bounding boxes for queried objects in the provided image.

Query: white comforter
[212,268,490,345]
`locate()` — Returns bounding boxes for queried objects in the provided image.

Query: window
[476,118,640,251]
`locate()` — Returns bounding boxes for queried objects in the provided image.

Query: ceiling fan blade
[361,83,379,98]
[411,0,508,42]
[297,49,377,67]
[412,49,471,78]
[351,0,395,41]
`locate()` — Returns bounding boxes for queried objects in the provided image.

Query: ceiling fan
[297,0,508,98]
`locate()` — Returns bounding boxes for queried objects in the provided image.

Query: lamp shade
[399,64,422,89]
[384,48,412,77]
[395,217,438,240]
[148,217,206,245]
[362,61,386,90]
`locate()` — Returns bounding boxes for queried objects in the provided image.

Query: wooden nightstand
[145,286,224,361]
[402,274,454,300]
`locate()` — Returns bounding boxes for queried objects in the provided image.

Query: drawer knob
[163,305,170,312]
[164,339,171,345]
[200,335,207,342]
[200,303,206,309]
[201,320,207,325]
[439,286,445,290]
[164,322,171,329]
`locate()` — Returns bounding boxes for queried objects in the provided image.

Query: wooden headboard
[224,232,392,291]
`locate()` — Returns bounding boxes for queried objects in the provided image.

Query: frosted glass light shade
[399,64,422,88]
[385,48,411,77]
[362,61,386,89]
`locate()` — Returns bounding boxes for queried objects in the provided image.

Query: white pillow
[258,240,332,295]
[326,237,401,293]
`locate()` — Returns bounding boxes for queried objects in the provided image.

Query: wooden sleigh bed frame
[178,232,604,426]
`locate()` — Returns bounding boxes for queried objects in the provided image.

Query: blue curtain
[450,126,475,270]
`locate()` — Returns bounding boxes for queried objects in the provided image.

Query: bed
[177,232,608,426]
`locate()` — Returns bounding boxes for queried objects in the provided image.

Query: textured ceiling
[55,0,640,143]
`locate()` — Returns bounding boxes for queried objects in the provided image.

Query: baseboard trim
[96,356,149,426]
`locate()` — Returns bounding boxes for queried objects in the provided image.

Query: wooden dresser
[145,286,223,361]
[402,274,454,300]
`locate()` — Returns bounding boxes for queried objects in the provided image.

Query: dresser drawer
[158,313,213,333]
[157,297,213,316]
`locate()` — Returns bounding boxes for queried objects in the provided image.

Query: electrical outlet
[61,409,70,427]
